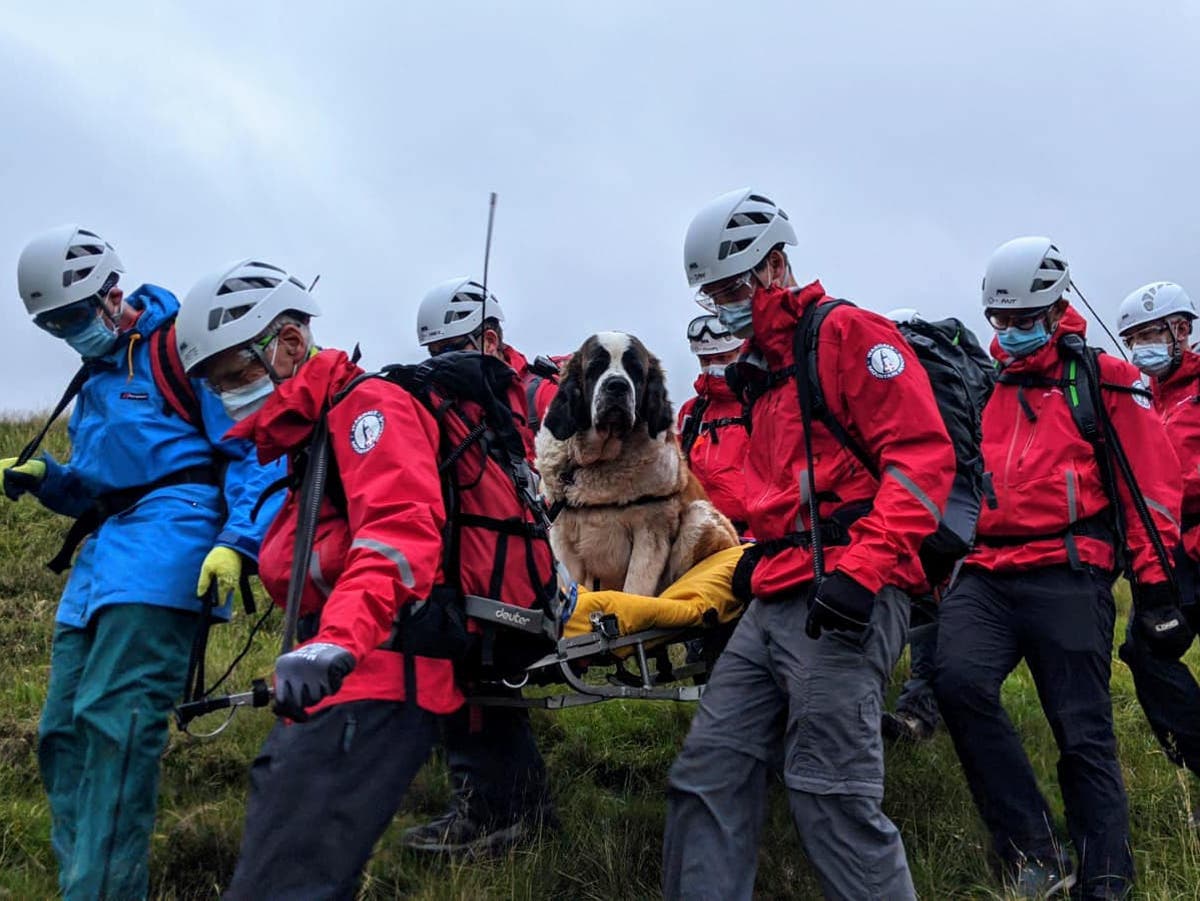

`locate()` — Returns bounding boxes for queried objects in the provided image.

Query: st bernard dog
[535,331,739,596]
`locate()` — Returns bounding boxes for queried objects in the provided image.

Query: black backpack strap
[525,376,543,432]
[12,363,90,471]
[280,413,331,655]
[680,395,710,460]
[797,299,880,480]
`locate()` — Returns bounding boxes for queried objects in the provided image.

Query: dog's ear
[543,353,589,440]
[641,352,673,439]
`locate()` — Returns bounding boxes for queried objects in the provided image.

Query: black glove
[273,642,356,720]
[805,572,875,640]
[1132,583,1195,661]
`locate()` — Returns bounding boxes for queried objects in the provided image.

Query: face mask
[220,374,275,421]
[716,299,754,338]
[1131,342,1175,376]
[996,321,1050,359]
[64,315,119,359]
[702,364,727,378]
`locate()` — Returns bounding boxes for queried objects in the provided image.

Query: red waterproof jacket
[678,372,751,530]
[504,345,558,454]
[969,307,1180,583]
[744,282,955,597]
[1152,351,1200,562]
[228,350,462,715]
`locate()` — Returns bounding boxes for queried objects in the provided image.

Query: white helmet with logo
[416,277,505,346]
[683,188,798,289]
[176,259,321,375]
[687,314,743,355]
[1117,281,1197,336]
[982,236,1070,311]
[17,225,125,316]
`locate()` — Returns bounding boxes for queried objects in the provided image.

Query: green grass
[0,416,1198,899]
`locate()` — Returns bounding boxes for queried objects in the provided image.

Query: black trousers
[443,702,550,823]
[225,700,441,901]
[934,566,1132,894]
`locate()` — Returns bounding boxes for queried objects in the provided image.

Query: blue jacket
[33,285,285,627]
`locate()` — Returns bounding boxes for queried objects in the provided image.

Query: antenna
[308,274,321,292]
[480,192,498,336]
[1070,279,1128,361]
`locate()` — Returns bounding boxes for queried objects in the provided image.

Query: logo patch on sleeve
[350,410,385,454]
[1131,379,1152,409]
[866,343,906,379]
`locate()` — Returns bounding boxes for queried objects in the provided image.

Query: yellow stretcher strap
[564,544,747,639]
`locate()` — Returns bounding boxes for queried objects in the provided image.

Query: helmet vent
[747,194,773,205]
[728,211,771,228]
[218,276,280,295]
[444,309,474,324]
[206,304,255,330]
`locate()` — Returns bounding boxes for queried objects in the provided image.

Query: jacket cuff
[215,530,260,562]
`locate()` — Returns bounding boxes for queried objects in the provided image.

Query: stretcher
[469,544,747,710]
[175,545,749,733]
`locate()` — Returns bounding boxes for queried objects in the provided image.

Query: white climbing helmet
[885,308,922,324]
[683,188,798,290]
[687,314,743,355]
[1116,282,1197,336]
[982,237,1071,311]
[416,276,505,346]
[175,259,321,375]
[17,225,125,316]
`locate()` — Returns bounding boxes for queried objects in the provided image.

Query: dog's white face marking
[591,330,637,427]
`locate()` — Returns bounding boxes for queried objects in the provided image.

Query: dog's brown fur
[537,331,739,595]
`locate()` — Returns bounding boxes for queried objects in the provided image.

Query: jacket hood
[692,370,737,401]
[1154,347,1200,393]
[751,280,828,367]
[86,284,178,364]
[990,304,1088,373]
[226,348,365,462]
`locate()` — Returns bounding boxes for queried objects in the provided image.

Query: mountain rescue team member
[402,277,556,856]
[1115,281,1200,817]
[677,314,751,534]
[9,227,281,901]
[175,259,463,899]
[934,239,1183,899]
[663,188,956,901]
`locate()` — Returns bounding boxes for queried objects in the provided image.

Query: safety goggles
[687,316,730,343]
[32,272,120,338]
[984,306,1050,331]
[1121,321,1173,349]
[694,272,754,313]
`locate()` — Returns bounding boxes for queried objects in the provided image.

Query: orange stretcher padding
[563,544,748,639]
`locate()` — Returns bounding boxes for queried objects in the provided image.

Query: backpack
[295,351,560,685]
[796,301,995,585]
[523,355,561,434]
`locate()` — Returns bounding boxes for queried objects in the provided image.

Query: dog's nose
[602,379,630,395]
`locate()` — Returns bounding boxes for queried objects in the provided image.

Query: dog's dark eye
[623,356,644,381]
[585,357,608,379]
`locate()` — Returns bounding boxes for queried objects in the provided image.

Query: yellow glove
[1,456,47,501]
[197,546,242,599]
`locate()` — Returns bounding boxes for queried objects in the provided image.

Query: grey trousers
[663,586,915,901]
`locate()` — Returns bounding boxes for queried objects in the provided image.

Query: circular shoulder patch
[350,410,386,454]
[1131,379,1152,410]
[866,343,906,380]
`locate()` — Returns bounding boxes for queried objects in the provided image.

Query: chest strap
[47,464,222,573]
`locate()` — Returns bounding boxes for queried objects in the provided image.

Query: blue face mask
[996,321,1050,359]
[1131,342,1174,377]
[715,299,754,338]
[64,315,119,359]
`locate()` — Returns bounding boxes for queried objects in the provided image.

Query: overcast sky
[3,1,1199,417]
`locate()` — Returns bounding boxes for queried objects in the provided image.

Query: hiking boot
[401,802,525,858]
[1007,854,1076,898]
[881,710,935,743]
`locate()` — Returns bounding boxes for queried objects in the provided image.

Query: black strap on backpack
[679,395,710,461]
[523,355,559,433]
[798,299,881,479]
[5,363,90,493]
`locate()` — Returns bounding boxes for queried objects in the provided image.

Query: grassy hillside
[0,416,1198,899]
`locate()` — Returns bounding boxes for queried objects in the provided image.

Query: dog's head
[544,331,672,442]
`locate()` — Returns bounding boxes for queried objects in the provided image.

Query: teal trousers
[38,603,198,900]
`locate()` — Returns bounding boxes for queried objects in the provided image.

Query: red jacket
[744,282,955,597]
[228,350,462,715]
[969,307,1180,583]
[678,372,751,529]
[1152,351,1200,562]
[504,345,558,456]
